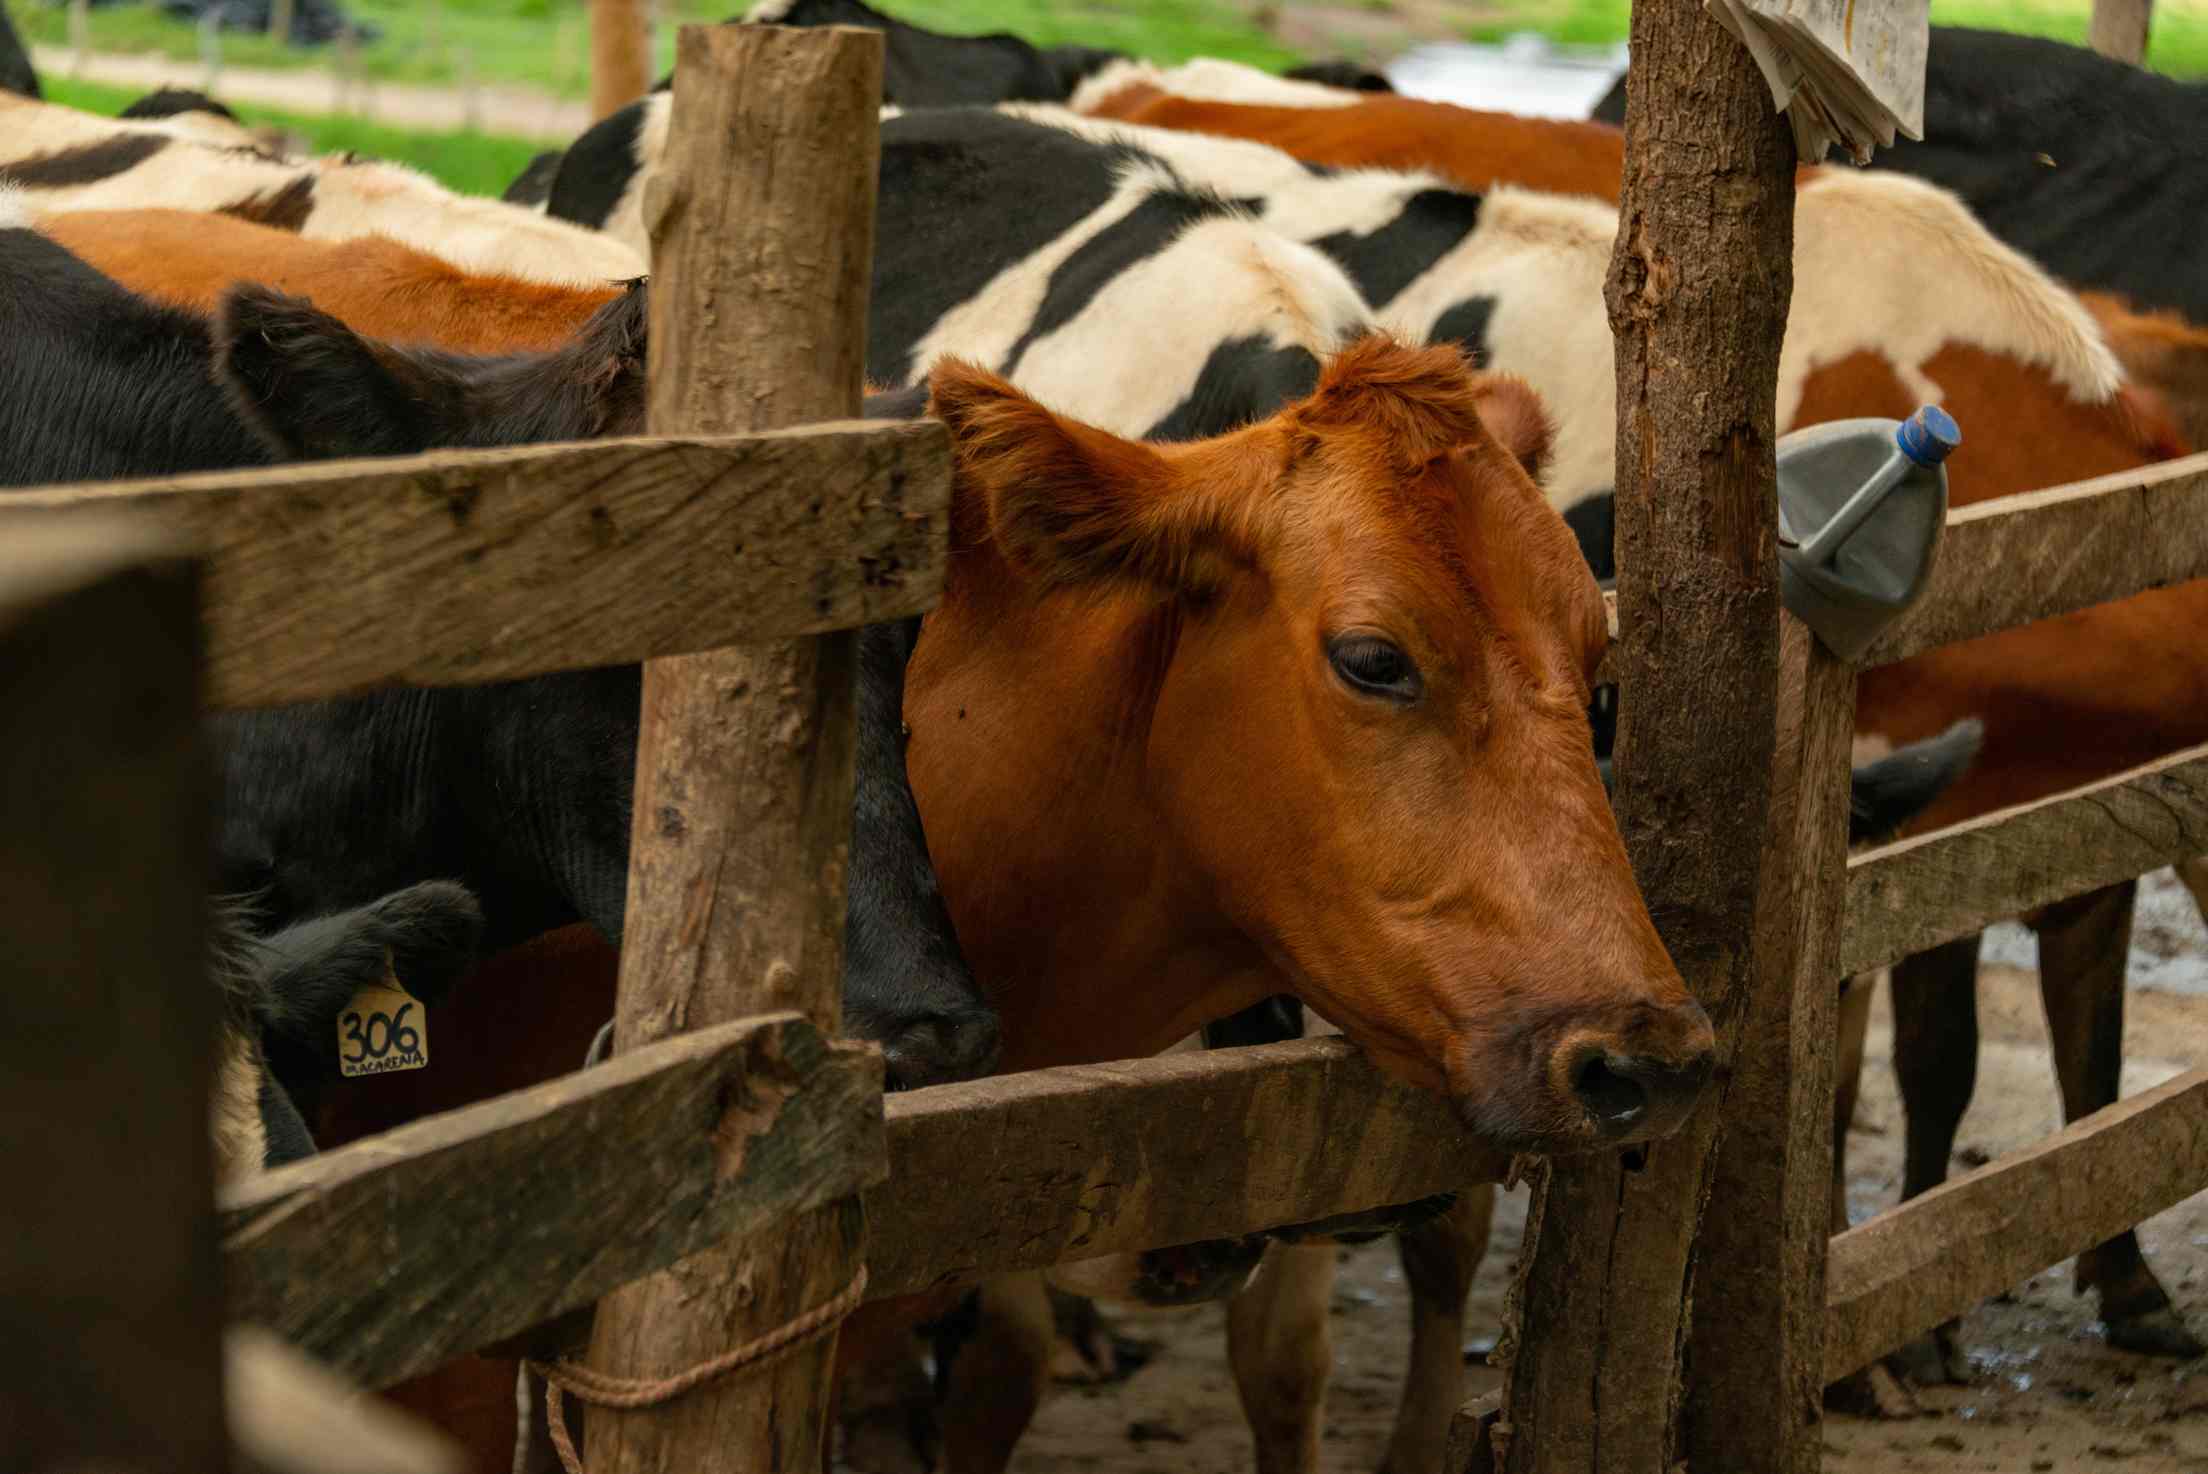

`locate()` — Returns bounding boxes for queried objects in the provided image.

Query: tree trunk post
[578,24,883,1474]
[1490,2,1814,1470]
[2091,0,2152,64]
[0,515,220,1473]
[590,0,653,122]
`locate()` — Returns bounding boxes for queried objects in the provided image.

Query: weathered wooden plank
[1825,1065,2208,1381]
[864,1037,1510,1301]
[0,420,950,708]
[1862,455,2208,667]
[0,513,225,1471]
[221,1012,885,1391]
[1493,3,1805,1470]
[580,27,883,1474]
[225,1328,466,1474]
[1842,741,2208,976]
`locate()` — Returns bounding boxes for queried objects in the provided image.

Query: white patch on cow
[0,185,29,231]
[597,92,673,261]
[0,95,645,286]
[1786,168,2123,420]
[878,104,904,123]
[742,0,796,20]
[1068,56,1361,113]
[306,154,647,284]
[210,1032,269,1188]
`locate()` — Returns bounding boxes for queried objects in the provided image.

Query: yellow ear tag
[336,955,429,1078]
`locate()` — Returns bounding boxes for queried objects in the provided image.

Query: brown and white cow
[0,93,643,285]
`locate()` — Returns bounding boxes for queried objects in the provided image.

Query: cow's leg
[2032,882,2205,1358]
[1831,971,1875,1237]
[2176,855,2208,923]
[937,1272,1055,1474]
[1381,1187,1494,1474]
[1229,1241,1335,1474]
[1887,933,1984,1385]
[1825,970,1924,1417]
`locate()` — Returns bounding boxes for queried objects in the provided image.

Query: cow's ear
[1468,372,1553,481]
[251,880,486,1047]
[214,285,456,460]
[928,357,1246,595]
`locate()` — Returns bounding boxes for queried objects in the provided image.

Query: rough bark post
[589,0,653,122]
[267,0,293,46]
[1490,2,1804,1470]
[579,24,882,1474]
[2091,0,2152,64]
[0,515,217,1473]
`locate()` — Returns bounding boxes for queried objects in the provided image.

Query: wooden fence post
[1491,2,1809,1470]
[0,515,220,1473]
[590,0,653,121]
[2091,0,2152,64]
[578,23,883,1474]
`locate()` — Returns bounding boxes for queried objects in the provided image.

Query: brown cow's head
[916,337,1712,1151]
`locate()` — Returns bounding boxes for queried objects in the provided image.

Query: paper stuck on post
[1704,0,1928,164]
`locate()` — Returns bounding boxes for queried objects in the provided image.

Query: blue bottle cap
[1895,404,1962,467]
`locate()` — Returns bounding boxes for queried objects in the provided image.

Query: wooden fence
[8,15,2208,1474]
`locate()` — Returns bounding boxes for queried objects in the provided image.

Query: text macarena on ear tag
[337,981,429,1078]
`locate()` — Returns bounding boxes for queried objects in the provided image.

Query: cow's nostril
[879,1011,1001,1091]
[1572,1053,1649,1127]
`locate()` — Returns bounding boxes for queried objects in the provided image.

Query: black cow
[741,0,1124,106]
[0,222,997,1089]
[0,0,36,99]
[1593,27,2208,323]
[213,881,485,1179]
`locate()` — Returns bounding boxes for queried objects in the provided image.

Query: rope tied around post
[526,1264,869,1474]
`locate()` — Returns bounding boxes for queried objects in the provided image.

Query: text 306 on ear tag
[337,983,429,1078]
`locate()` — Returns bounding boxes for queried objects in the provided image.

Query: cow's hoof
[1825,1362,1921,1419]
[1887,1318,1972,1386]
[2104,1307,2208,1359]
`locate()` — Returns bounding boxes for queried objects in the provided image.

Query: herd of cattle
[5,2,2207,1468]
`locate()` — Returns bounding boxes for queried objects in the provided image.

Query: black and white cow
[1593,27,2208,324]
[0,215,997,1089]
[744,0,1125,106]
[211,881,484,1184]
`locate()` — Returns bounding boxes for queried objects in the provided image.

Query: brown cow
[1043,94,2208,1382]
[39,208,623,355]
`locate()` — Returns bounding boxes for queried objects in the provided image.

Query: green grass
[15,0,1297,98]
[43,75,550,195]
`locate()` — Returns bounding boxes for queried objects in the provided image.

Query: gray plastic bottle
[1776,405,1960,660]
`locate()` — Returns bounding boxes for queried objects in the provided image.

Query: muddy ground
[992,873,2208,1473]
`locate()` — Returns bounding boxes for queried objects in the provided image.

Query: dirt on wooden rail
[848,887,2208,1474]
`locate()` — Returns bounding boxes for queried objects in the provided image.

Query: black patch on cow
[745,0,1124,105]
[1428,294,1496,368]
[1145,335,1322,441]
[1590,72,1626,123]
[0,226,278,486]
[545,94,651,231]
[215,278,651,459]
[0,132,169,188]
[1308,187,1482,309]
[257,1072,318,1168]
[121,86,240,122]
[219,174,317,232]
[1285,59,1394,92]
[1001,188,1247,379]
[872,109,1137,384]
[1203,997,1305,1048]
[503,148,566,206]
[0,0,38,98]
[1561,490,1616,582]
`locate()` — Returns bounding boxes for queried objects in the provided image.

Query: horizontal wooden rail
[1860,453,2208,667]
[1825,1065,2208,1381]
[1841,741,2208,976]
[2,421,950,708]
[865,1037,1511,1300]
[221,1013,884,1390]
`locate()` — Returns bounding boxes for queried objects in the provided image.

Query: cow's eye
[1328,634,1422,703]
